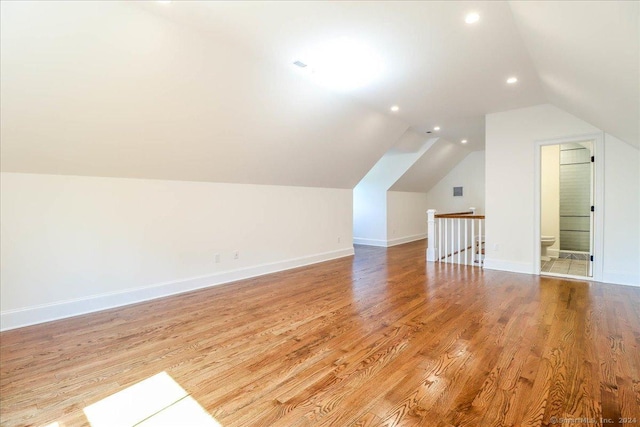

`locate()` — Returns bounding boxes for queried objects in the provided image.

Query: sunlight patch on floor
[137,396,222,427]
[82,371,221,427]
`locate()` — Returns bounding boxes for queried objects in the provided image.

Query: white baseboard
[353,237,387,247]
[483,258,534,275]
[386,234,426,247]
[0,248,355,331]
[602,270,640,287]
[354,234,426,247]
[547,248,560,258]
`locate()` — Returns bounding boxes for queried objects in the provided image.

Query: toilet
[541,235,556,261]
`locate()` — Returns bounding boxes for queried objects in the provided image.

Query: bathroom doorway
[539,140,594,278]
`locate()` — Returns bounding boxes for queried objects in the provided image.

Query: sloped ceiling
[1,1,638,189]
[390,140,471,193]
[0,1,407,188]
[510,1,639,148]
[135,0,548,152]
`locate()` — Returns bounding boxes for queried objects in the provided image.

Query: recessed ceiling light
[507,77,518,84]
[465,13,480,24]
[461,139,468,144]
[433,126,441,131]
[390,105,399,112]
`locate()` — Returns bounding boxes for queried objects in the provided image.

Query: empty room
[1,1,639,426]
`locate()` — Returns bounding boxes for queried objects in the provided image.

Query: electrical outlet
[233,250,239,260]
[214,253,220,263]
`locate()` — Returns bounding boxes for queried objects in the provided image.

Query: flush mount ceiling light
[433,126,441,131]
[390,105,399,112]
[465,13,480,24]
[507,76,518,84]
[292,38,384,91]
[461,139,468,144]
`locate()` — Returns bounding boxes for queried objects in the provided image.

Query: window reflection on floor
[81,371,221,427]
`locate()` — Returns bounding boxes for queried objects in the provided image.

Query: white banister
[426,209,436,262]
[464,218,468,265]
[437,217,442,261]
[457,218,461,265]
[426,207,485,267]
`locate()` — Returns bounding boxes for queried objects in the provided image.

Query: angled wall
[353,131,437,246]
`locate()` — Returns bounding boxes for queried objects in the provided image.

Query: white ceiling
[1,1,638,189]
[137,0,549,151]
[0,1,408,188]
[510,1,639,148]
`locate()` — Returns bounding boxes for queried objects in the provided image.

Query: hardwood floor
[1,240,639,427]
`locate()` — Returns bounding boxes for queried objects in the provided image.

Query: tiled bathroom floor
[541,258,589,276]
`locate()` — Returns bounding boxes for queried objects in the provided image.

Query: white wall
[0,173,354,330]
[602,135,640,285]
[353,183,388,246]
[485,104,640,286]
[386,192,428,246]
[540,145,560,253]
[425,151,485,214]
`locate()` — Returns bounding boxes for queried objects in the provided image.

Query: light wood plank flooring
[1,240,639,426]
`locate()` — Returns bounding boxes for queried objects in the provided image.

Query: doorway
[536,135,604,280]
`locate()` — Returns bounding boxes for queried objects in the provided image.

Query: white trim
[483,258,533,274]
[354,234,426,247]
[540,271,592,281]
[0,248,355,331]
[533,132,604,282]
[541,270,639,288]
[602,271,640,287]
[387,233,426,247]
[353,237,387,247]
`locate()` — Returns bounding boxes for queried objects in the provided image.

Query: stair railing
[427,208,485,266]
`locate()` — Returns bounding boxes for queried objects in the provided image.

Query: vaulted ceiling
[1,1,638,189]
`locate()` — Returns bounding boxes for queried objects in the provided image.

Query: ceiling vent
[293,60,308,68]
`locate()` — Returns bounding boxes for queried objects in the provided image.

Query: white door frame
[533,132,604,281]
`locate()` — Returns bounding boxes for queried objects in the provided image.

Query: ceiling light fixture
[292,38,384,91]
[461,139,468,144]
[507,77,518,84]
[433,126,441,131]
[390,105,399,112]
[465,13,480,24]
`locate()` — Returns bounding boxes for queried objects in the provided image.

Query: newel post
[426,209,436,262]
